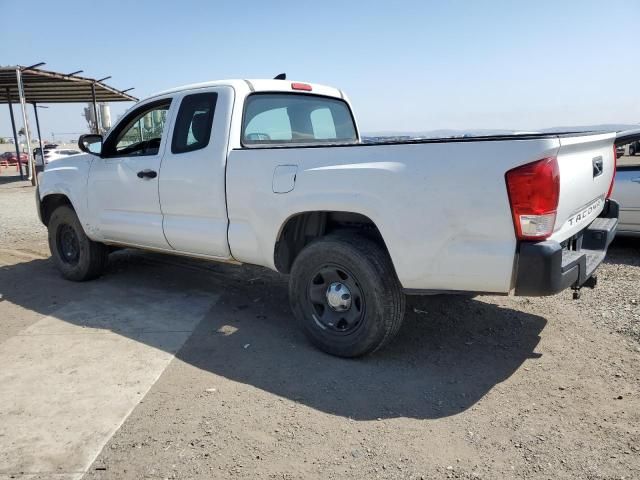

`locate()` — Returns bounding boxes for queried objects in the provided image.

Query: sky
[1,0,639,139]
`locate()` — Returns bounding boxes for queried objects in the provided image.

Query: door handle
[137,169,157,179]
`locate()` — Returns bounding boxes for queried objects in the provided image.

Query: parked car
[0,151,28,165]
[616,145,625,158]
[612,132,640,236]
[37,148,81,166]
[612,162,640,236]
[33,144,59,154]
[34,145,54,164]
[37,78,619,357]
[34,146,49,158]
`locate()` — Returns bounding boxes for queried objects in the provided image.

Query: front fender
[38,154,93,230]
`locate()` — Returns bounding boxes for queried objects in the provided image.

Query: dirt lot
[0,174,639,480]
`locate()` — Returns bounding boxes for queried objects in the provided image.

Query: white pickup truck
[36,77,620,357]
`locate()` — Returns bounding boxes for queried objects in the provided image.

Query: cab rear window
[242,94,357,146]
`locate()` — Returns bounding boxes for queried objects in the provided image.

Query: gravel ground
[576,240,640,346]
[1,175,639,480]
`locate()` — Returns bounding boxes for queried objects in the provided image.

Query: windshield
[242,94,357,146]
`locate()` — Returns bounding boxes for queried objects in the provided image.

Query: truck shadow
[0,250,546,421]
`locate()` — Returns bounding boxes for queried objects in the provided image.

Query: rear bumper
[513,200,619,296]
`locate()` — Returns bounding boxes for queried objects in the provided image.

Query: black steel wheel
[306,264,366,335]
[289,233,405,357]
[48,205,108,281]
[56,224,80,264]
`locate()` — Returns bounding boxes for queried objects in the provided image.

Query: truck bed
[227,130,616,294]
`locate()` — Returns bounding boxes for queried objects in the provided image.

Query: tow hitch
[572,275,598,300]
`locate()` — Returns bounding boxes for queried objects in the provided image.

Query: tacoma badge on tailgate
[567,197,604,227]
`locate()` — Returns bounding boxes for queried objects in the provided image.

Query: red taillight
[607,145,616,199]
[291,82,312,91]
[505,157,560,241]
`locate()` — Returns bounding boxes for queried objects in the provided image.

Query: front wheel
[48,205,108,281]
[289,233,405,357]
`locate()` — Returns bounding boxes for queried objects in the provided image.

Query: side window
[102,100,171,158]
[171,92,218,154]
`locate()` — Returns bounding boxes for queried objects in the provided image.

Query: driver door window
[104,101,171,157]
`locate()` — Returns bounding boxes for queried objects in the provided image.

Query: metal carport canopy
[1,64,138,185]
[0,65,138,103]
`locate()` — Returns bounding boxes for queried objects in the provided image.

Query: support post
[16,69,36,186]
[6,88,25,180]
[91,83,99,134]
[32,102,45,173]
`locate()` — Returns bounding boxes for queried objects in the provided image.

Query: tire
[630,145,636,156]
[48,205,108,281]
[288,233,405,357]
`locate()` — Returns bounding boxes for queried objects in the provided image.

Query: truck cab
[41,80,356,258]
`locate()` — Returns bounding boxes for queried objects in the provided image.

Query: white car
[612,138,640,236]
[36,148,81,166]
[37,77,619,356]
[614,166,640,235]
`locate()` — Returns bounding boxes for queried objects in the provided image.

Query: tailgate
[549,132,616,242]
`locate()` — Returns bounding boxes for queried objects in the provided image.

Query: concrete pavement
[0,260,216,479]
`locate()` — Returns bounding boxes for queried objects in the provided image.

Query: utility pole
[16,68,36,186]
[6,87,25,180]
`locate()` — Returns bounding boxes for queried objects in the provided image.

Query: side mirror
[78,134,103,155]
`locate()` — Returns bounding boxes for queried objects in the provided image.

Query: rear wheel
[48,205,108,281]
[289,233,405,357]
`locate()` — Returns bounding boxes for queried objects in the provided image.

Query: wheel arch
[40,193,75,226]
[273,210,394,274]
